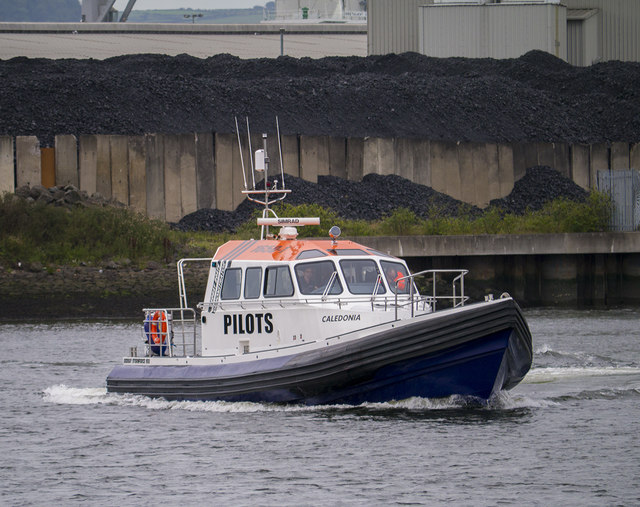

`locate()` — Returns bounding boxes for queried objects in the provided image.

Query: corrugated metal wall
[597,170,640,232]
[368,0,426,54]
[418,3,566,60]
[564,0,639,62]
[369,0,638,63]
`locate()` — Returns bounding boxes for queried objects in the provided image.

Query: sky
[113,0,265,10]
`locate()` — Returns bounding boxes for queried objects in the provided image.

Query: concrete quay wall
[2,133,640,222]
[0,233,637,319]
[361,232,640,307]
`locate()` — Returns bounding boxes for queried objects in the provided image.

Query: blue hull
[310,329,511,404]
[209,329,511,405]
[107,299,531,404]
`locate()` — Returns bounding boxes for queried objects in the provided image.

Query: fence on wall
[598,169,640,231]
[1,133,639,222]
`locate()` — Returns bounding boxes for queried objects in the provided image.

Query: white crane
[81,0,138,22]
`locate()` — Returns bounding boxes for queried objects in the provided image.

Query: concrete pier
[358,232,640,307]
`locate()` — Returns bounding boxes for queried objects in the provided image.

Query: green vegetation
[273,191,612,237]
[0,194,183,267]
[0,191,611,269]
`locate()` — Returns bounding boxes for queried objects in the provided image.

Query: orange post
[41,147,55,188]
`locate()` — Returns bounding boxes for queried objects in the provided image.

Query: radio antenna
[276,116,285,190]
[234,116,248,191]
[246,117,256,189]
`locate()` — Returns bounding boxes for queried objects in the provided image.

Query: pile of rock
[174,166,590,233]
[13,184,125,208]
[1,50,639,146]
[489,166,589,214]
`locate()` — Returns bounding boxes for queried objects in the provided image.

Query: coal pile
[279,173,481,220]
[489,166,588,214]
[1,50,640,146]
[174,173,481,232]
[174,169,585,233]
[9,169,591,233]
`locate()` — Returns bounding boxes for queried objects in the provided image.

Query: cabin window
[332,249,368,256]
[296,249,328,260]
[244,267,262,299]
[221,268,242,300]
[295,261,343,296]
[264,265,294,298]
[367,248,394,258]
[339,259,386,295]
[381,261,410,294]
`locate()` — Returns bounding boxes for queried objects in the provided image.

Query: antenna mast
[237,119,318,240]
[239,128,291,240]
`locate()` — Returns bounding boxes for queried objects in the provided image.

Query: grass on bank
[0,195,181,268]
[271,192,612,237]
[0,191,611,269]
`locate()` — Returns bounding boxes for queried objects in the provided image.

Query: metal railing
[177,257,213,310]
[200,268,469,322]
[140,307,198,358]
[597,169,640,231]
[393,269,469,320]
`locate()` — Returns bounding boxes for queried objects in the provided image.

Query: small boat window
[296,249,328,260]
[367,248,394,258]
[332,249,368,256]
[381,261,410,294]
[264,265,294,298]
[244,267,262,299]
[295,261,343,295]
[221,268,242,300]
[339,259,386,295]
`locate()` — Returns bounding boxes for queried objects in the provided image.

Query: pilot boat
[106,128,532,404]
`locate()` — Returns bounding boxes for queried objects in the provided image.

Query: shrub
[0,194,180,266]
[0,190,614,268]
[378,207,422,236]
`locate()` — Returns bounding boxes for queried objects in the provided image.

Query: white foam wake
[42,385,331,412]
[524,366,640,383]
[42,385,559,412]
[43,384,107,405]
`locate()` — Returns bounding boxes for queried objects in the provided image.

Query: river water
[1,308,639,506]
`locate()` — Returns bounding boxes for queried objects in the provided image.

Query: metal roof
[214,239,377,263]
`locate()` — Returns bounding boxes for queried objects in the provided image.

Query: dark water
[1,309,639,506]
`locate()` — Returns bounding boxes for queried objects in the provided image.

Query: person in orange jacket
[385,266,406,293]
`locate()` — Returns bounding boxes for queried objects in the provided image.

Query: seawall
[360,232,640,307]
[3,133,640,222]
[1,232,638,320]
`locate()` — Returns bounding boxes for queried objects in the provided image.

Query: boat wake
[42,384,558,412]
[45,359,640,413]
[524,365,640,383]
[534,343,633,369]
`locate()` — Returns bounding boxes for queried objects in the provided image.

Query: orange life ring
[150,310,167,345]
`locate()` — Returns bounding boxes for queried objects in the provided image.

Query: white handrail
[177,258,212,310]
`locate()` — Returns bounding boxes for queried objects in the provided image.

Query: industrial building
[368,0,640,65]
[80,0,367,24]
